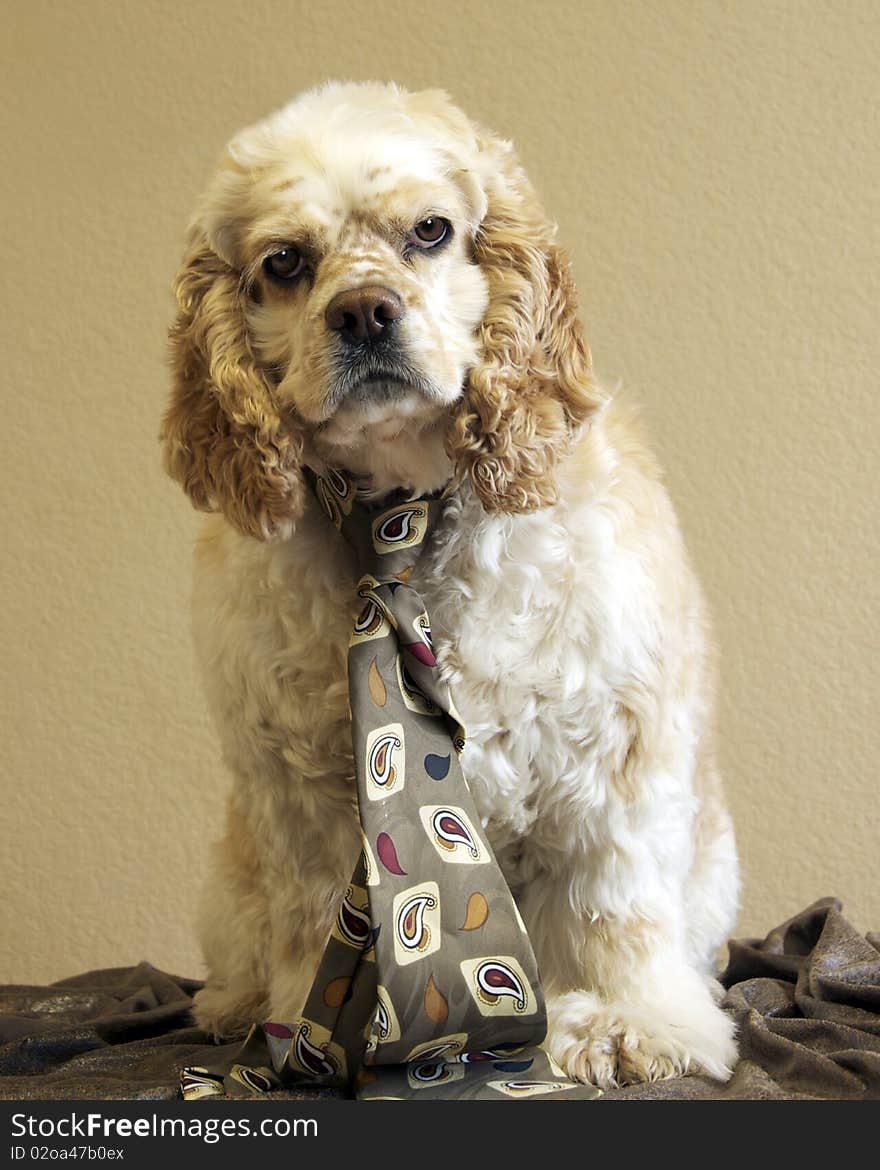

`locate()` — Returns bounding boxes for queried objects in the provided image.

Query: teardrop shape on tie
[377,831,407,875]
[262,1021,295,1039]
[424,975,449,1025]
[368,657,387,706]
[460,891,489,931]
[424,752,450,780]
[323,977,352,1008]
[402,640,437,667]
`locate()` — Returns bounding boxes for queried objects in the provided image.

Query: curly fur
[446,161,600,512]
[163,240,307,541]
[161,81,740,1089]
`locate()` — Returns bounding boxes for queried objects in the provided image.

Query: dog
[160,81,739,1088]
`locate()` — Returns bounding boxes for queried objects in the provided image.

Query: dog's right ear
[160,231,306,542]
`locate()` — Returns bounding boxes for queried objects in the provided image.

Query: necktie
[181,470,600,1101]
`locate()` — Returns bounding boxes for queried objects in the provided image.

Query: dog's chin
[316,380,450,448]
[311,379,457,495]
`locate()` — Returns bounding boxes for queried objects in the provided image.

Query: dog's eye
[410,217,451,249]
[264,247,305,281]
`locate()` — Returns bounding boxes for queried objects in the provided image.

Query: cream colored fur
[164,82,739,1089]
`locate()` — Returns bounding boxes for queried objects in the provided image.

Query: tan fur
[161,238,306,541]
[162,82,740,1089]
[446,175,603,511]
[161,89,604,534]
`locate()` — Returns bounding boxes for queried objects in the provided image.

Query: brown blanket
[1,898,877,1100]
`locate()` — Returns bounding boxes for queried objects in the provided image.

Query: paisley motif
[361,832,379,887]
[371,503,428,553]
[365,724,405,800]
[460,955,536,1017]
[351,598,387,642]
[335,887,371,948]
[179,1067,225,1101]
[459,1043,525,1062]
[370,735,399,785]
[373,996,392,1041]
[419,805,486,863]
[396,892,436,953]
[407,1060,462,1087]
[325,466,354,510]
[403,612,437,666]
[487,1080,571,1098]
[229,1064,276,1093]
[433,809,479,857]
[392,881,441,966]
[475,960,529,1012]
[371,987,400,1046]
[292,1023,337,1079]
[395,655,440,716]
[405,1034,467,1064]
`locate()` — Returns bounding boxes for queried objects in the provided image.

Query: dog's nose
[325,286,403,343]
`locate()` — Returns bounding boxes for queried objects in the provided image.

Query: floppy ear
[160,232,305,541]
[446,138,604,512]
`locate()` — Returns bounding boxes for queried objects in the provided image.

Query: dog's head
[161,82,601,540]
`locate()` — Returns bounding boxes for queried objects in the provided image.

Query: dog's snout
[325,286,403,343]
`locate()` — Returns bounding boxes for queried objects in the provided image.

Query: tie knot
[311,468,443,583]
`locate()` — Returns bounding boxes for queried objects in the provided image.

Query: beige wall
[2,0,877,984]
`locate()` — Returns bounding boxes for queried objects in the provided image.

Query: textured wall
[2,0,877,983]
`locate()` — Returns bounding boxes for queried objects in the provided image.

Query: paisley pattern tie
[180,470,600,1101]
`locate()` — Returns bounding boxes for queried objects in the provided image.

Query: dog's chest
[200,495,635,858]
[409,497,629,852]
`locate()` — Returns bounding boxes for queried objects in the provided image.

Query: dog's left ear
[445,133,604,512]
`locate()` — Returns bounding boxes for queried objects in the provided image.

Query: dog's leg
[263,834,360,1025]
[516,786,738,1088]
[192,794,272,1038]
[193,782,361,1036]
[540,914,738,1089]
[683,761,740,984]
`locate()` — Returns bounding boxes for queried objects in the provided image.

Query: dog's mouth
[326,353,441,413]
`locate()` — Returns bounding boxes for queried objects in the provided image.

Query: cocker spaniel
[161,81,739,1088]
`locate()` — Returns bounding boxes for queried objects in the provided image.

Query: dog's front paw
[546,988,737,1089]
[192,983,267,1041]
